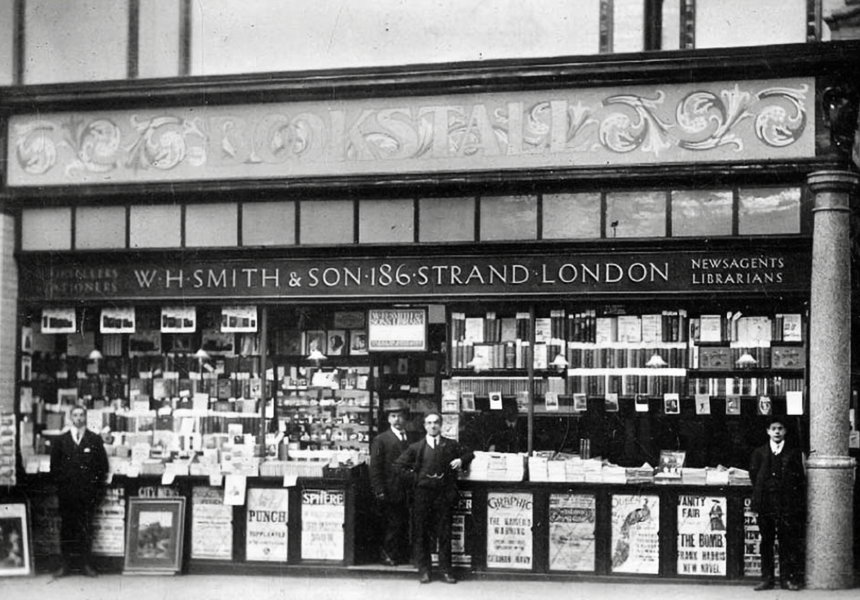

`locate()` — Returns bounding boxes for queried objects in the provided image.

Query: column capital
[807,170,860,195]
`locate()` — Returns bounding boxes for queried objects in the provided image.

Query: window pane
[480,195,538,241]
[696,0,807,48]
[301,200,353,245]
[243,202,296,246]
[24,0,128,84]
[419,197,475,243]
[77,206,126,249]
[671,190,733,237]
[606,191,666,238]
[613,0,645,52]
[186,203,238,247]
[21,208,72,251]
[543,193,601,240]
[130,205,181,248]
[359,199,414,244]
[190,0,600,76]
[739,187,801,235]
[661,0,682,50]
[0,1,14,85]
[138,0,182,79]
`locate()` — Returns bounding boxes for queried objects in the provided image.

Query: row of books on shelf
[451,342,805,372]
[567,374,687,396]
[451,310,691,345]
[688,376,804,396]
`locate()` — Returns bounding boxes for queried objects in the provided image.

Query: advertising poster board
[245,488,289,562]
[610,494,660,574]
[486,492,533,570]
[677,495,727,576]
[449,490,473,567]
[91,487,126,556]
[301,489,345,561]
[367,308,427,352]
[191,487,233,560]
[743,497,763,577]
[548,493,596,572]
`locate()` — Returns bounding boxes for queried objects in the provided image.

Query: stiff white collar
[770,440,784,455]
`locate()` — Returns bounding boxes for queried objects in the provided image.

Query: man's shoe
[82,565,99,578]
[419,573,431,584]
[51,566,67,578]
[754,581,774,591]
[441,573,457,584]
[380,550,397,567]
[784,582,801,591]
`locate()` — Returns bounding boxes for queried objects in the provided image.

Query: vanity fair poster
[611,494,660,574]
[677,495,727,576]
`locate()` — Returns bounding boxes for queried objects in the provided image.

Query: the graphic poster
[486,492,533,570]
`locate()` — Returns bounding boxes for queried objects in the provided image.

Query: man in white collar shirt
[369,401,412,566]
[749,417,806,591]
[50,405,109,578]
[394,411,473,584]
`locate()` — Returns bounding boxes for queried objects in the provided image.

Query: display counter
[9,472,763,581]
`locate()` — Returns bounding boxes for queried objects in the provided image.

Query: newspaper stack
[465,451,525,481]
[705,466,730,485]
[583,459,604,483]
[602,463,628,484]
[528,456,549,482]
[728,467,751,485]
[625,463,655,484]
[681,467,707,485]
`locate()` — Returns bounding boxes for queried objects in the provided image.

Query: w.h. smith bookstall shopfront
[1,43,859,585]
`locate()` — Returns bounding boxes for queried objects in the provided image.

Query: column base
[806,455,856,589]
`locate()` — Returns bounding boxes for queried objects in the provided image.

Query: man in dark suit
[369,401,411,566]
[749,417,805,591]
[50,405,109,578]
[394,411,473,584]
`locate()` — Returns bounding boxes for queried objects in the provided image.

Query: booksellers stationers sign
[21,250,810,303]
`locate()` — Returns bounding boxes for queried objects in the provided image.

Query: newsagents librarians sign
[7,78,813,187]
[20,250,810,303]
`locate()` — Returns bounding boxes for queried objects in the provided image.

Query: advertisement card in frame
[124,497,186,574]
[0,503,33,577]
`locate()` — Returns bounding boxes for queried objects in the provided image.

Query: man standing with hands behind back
[369,401,411,566]
[395,411,473,584]
[50,405,109,578]
[749,417,806,591]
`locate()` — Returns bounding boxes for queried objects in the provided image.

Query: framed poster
[41,308,76,334]
[221,306,258,333]
[347,330,368,355]
[326,330,346,356]
[367,308,427,352]
[486,492,533,570]
[677,495,727,577]
[548,494,596,572]
[161,307,196,333]
[246,488,289,562]
[0,503,33,577]
[610,494,660,574]
[301,489,345,561]
[100,307,136,334]
[124,497,186,574]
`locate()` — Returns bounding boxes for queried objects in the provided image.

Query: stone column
[806,169,858,589]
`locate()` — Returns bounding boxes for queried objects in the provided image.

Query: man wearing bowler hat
[369,400,412,566]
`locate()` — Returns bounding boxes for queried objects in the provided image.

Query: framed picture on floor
[0,503,33,577]
[124,497,186,574]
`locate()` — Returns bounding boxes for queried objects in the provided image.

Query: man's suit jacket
[749,442,805,516]
[50,429,109,505]
[393,436,473,498]
[369,429,410,503]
